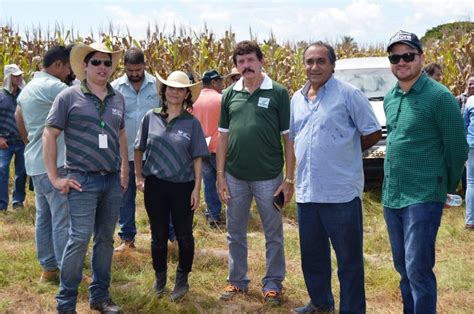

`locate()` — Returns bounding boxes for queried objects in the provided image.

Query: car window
[334,68,397,99]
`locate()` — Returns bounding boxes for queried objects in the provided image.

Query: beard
[128,74,144,83]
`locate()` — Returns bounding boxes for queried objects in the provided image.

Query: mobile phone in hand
[273,191,285,211]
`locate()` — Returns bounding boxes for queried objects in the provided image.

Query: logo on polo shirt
[111,108,123,117]
[177,130,191,140]
[258,97,270,109]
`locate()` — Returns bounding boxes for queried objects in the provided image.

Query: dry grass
[0,182,473,313]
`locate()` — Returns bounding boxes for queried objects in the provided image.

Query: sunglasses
[388,52,420,64]
[90,59,113,67]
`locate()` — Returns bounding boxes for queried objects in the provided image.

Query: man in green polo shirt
[216,40,295,306]
[383,30,468,314]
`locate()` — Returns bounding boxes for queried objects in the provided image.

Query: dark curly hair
[159,84,193,119]
[232,40,263,65]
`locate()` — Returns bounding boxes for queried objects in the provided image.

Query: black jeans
[144,176,195,273]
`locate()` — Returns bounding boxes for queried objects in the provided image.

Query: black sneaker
[12,202,24,209]
[90,298,122,313]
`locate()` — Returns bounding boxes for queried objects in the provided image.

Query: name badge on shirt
[257,97,270,109]
[99,134,108,149]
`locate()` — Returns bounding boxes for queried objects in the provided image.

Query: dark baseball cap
[202,69,223,82]
[387,30,423,53]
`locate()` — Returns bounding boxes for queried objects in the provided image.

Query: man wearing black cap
[383,30,468,313]
[193,70,224,227]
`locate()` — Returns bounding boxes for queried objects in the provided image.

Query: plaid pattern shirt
[382,73,468,209]
[0,88,22,143]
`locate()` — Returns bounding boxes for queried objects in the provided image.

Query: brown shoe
[114,239,136,252]
[39,268,59,283]
[465,224,474,230]
[220,284,248,301]
[264,290,282,306]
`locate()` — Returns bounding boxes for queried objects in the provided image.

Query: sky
[0,0,472,46]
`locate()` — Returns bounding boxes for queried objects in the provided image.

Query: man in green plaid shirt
[382,30,468,314]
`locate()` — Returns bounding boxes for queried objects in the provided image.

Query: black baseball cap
[387,30,423,53]
[202,69,223,82]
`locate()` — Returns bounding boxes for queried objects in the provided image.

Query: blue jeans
[465,149,474,225]
[202,155,222,221]
[0,142,26,209]
[118,161,137,241]
[225,172,285,293]
[384,202,443,314]
[31,171,69,271]
[297,198,366,313]
[56,172,122,311]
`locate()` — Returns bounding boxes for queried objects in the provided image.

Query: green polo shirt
[382,73,468,209]
[218,74,290,181]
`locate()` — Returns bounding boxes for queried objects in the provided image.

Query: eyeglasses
[90,59,113,67]
[388,52,420,64]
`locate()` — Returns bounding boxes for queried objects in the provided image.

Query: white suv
[334,57,396,177]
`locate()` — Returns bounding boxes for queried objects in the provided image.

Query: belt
[67,170,116,176]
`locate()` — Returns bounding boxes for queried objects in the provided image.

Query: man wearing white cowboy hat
[0,64,27,212]
[43,42,128,314]
[135,70,207,301]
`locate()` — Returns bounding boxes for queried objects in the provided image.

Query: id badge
[99,134,108,149]
[257,97,270,108]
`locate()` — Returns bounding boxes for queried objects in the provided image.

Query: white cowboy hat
[156,71,202,103]
[70,42,122,81]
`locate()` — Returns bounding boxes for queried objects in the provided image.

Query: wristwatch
[284,177,295,184]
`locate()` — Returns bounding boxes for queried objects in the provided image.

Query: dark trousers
[144,175,195,274]
[297,197,366,313]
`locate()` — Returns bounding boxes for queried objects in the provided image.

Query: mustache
[242,68,255,74]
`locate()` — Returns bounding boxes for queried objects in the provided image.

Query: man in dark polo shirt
[43,42,128,314]
[217,40,295,306]
[383,31,468,314]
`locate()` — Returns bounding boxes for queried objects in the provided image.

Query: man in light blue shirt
[111,48,159,251]
[290,42,381,314]
[15,45,72,283]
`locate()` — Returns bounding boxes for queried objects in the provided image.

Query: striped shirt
[0,88,21,143]
[382,73,468,208]
[46,81,125,172]
[135,109,208,182]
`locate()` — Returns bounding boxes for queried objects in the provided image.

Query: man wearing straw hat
[43,42,128,314]
[0,64,26,212]
[226,67,241,86]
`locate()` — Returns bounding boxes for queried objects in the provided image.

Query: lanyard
[91,96,107,133]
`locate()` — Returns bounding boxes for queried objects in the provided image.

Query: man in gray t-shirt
[43,42,127,314]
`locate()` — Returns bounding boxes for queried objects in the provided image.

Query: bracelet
[284,177,295,184]
[217,170,224,174]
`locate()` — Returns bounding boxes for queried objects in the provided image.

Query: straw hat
[156,71,202,103]
[70,42,123,81]
[226,67,241,81]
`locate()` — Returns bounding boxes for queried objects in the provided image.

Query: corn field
[0,23,473,95]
